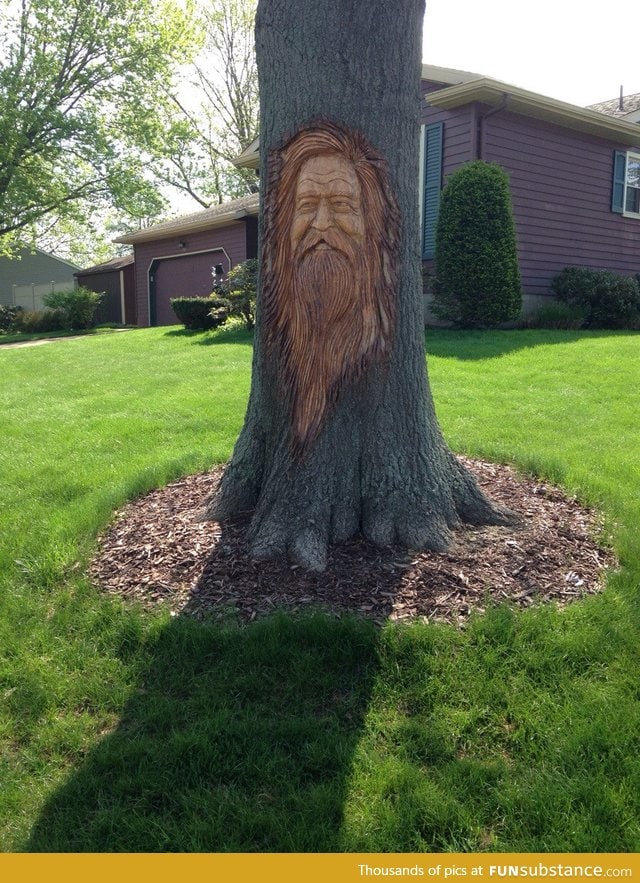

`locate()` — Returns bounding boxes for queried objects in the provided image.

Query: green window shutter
[612,150,627,213]
[422,122,444,259]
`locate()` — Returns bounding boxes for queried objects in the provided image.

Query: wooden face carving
[290,154,365,259]
[262,119,400,457]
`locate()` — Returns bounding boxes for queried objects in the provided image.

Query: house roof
[114,193,260,245]
[233,66,640,173]
[427,77,640,145]
[420,64,484,86]
[587,93,640,122]
[75,253,134,275]
[9,245,82,271]
[232,64,485,171]
[234,137,260,170]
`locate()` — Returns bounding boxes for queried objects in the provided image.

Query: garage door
[152,251,225,326]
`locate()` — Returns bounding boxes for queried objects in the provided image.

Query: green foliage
[0,304,23,333]
[43,287,104,331]
[551,267,640,329]
[222,258,258,328]
[146,0,259,207]
[170,295,230,330]
[0,0,197,250]
[433,161,522,327]
[523,301,587,330]
[12,308,66,333]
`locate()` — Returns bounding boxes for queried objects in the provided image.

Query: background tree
[0,0,195,257]
[205,0,514,570]
[432,160,522,327]
[148,0,259,208]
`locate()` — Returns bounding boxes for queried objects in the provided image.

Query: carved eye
[297,198,317,212]
[331,199,356,213]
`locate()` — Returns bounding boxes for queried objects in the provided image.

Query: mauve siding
[76,270,122,324]
[132,222,248,326]
[482,111,640,296]
[421,82,474,175]
[421,77,640,300]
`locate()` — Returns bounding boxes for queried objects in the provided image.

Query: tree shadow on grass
[425,328,638,361]
[162,325,254,346]
[25,609,381,853]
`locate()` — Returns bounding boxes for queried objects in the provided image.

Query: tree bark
[205,0,515,570]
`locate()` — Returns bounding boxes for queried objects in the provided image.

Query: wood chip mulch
[88,457,616,626]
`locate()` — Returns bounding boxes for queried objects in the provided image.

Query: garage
[150,249,230,326]
[114,194,259,327]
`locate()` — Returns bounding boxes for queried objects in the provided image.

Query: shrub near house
[551,267,640,329]
[43,287,104,330]
[1,287,103,334]
[0,305,23,333]
[222,258,258,329]
[170,295,230,330]
[432,161,522,328]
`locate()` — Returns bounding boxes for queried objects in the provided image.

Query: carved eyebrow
[298,174,358,188]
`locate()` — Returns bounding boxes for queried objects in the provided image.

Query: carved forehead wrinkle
[296,154,361,194]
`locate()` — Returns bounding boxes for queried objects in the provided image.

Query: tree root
[203,458,519,573]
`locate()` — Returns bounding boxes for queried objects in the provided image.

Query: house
[588,91,640,122]
[0,247,80,311]
[235,65,640,316]
[75,254,136,326]
[418,65,640,311]
[114,65,640,326]
[114,194,259,326]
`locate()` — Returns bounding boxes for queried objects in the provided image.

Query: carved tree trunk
[205,0,513,570]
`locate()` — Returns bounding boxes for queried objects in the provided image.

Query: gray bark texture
[204,0,515,570]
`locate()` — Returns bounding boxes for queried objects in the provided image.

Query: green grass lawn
[1,326,639,852]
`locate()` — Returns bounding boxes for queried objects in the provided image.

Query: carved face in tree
[290,153,365,259]
[262,118,400,456]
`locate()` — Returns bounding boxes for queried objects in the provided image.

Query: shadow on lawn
[424,328,638,361]
[25,608,381,852]
[163,325,254,346]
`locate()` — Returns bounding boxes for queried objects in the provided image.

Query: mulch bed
[88,457,616,626]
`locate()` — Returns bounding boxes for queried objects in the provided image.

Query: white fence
[11,280,71,312]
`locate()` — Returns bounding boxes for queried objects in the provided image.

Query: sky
[422,0,640,108]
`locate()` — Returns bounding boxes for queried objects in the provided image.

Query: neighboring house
[114,194,259,326]
[236,65,640,315]
[418,65,640,310]
[75,254,136,326]
[115,66,640,327]
[0,247,80,311]
[588,90,640,122]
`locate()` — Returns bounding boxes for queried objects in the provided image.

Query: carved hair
[262,117,400,456]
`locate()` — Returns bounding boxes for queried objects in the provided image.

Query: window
[624,153,640,214]
[611,149,640,217]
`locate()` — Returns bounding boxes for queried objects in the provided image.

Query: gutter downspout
[476,93,510,159]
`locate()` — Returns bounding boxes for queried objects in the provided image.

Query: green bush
[222,259,258,329]
[12,308,66,333]
[524,301,587,330]
[551,267,640,329]
[0,304,23,333]
[43,287,104,330]
[432,160,522,327]
[170,296,230,330]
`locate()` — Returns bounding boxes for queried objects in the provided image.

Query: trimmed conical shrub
[432,160,522,327]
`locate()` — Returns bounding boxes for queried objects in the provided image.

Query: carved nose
[312,198,332,231]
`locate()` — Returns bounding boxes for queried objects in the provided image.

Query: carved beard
[282,227,380,455]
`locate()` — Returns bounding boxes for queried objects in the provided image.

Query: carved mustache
[297,228,357,261]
